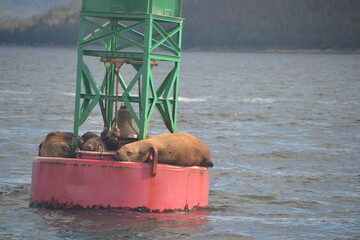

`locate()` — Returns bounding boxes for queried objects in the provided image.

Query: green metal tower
[72,0,184,148]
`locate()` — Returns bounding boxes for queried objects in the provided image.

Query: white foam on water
[178,96,206,102]
[0,90,30,95]
[242,98,275,104]
[62,92,76,96]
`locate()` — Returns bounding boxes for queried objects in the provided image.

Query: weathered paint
[30,157,209,212]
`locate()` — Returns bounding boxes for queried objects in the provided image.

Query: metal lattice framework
[72,10,183,147]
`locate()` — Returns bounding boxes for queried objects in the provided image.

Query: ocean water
[0,46,359,239]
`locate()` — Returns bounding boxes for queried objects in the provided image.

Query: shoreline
[185,47,360,55]
[1,44,359,54]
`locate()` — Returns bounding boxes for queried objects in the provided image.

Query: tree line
[0,0,72,19]
[1,0,359,50]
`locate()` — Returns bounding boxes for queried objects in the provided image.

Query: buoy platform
[30,153,210,212]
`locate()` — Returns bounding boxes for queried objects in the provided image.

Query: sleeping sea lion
[82,131,101,142]
[39,132,81,158]
[115,132,213,167]
[81,131,107,152]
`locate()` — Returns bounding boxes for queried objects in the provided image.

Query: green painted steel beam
[83,50,182,62]
[80,94,175,105]
[81,20,148,48]
[150,53,181,62]
[83,50,144,60]
[80,11,184,23]
[73,1,183,148]
[151,22,182,53]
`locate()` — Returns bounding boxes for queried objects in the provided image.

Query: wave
[62,92,76,96]
[0,90,30,95]
[317,100,360,106]
[178,96,206,102]
[241,98,275,104]
[0,184,30,199]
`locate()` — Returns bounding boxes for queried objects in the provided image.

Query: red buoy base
[30,156,210,212]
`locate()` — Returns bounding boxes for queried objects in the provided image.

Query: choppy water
[0,46,359,239]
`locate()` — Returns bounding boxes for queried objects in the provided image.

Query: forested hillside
[0,0,72,19]
[1,0,359,50]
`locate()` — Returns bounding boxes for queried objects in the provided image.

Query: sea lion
[39,132,81,158]
[115,132,213,167]
[82,131,101,141]
[81,131,107,152]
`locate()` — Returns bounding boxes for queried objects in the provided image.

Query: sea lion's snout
[81,135,107,152]
[115,149,126,161]
[97,144,105,152]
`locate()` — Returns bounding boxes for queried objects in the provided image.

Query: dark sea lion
[115,132,213,167]
[82,131,101,142]
[39,132,78,158]
[81,131,107,152]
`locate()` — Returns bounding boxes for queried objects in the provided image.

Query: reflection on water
[32,208,211,239]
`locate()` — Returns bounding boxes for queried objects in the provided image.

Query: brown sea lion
[81,131,107,152]
[115,132,213,167]
[39,132,80,158]
[82,131,101,142]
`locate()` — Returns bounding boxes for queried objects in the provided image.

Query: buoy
[30,0,211,212]
[30,155,209,211]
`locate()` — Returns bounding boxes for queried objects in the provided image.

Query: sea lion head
[39,132,81,158]
[82,132,100,142]
[47,141,72,157]
[82,138,107,152]
[115,141,151,162]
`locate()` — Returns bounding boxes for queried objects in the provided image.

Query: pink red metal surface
[30,156,210,212]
